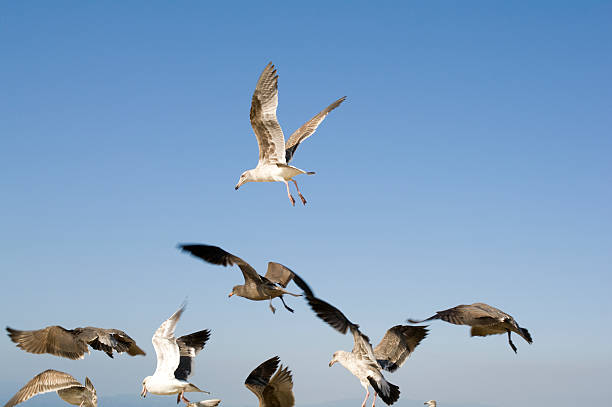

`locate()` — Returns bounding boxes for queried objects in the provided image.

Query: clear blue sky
[1,1,611,406]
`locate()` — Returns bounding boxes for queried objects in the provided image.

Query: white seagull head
[140,376,151,397]
[235,170,254,190]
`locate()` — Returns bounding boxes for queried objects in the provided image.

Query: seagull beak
[328,360,335,367]
[140,385,147,398]
[235,178,247,190]
[228,291,234,297]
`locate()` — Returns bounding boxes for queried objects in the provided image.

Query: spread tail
[368,376,400,405]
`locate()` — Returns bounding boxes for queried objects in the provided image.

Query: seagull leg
[361,388,370,407]
[179,390,191,404]
[507,330,518,353]
[372,391,377,407]
[291,179,307,205]
[279,295,294,313]
[269,297,276,314]
[284,181,296,206]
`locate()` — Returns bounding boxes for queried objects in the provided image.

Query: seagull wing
[373,325,428,372]
[285,96,346,163]
[264,262,295,288]
[4,369,82,407]
[250,62,286,165]
[262,364,295,407]
[174,329,211,381]
[303,294,378,367]
[152,306,184,379]
[6,326,89,360]
[245,356,280,402]
[178,244,262,284]
[73,327,145,358]
[303,295,355,335]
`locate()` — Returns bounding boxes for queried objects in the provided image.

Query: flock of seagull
[4,62,533,407]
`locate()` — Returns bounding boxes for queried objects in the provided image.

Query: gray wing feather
[6,326,89,360]
[374,325,428,372]
[250,62,286,165]
[264,262,295,288]
[285,96,346,163]
[245,356,280,400]
[4,370,82,407]
[262,364,295,407]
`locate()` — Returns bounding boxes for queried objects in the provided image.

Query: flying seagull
[407,302,533,353]
[3,369,97,407]
[141,305,211,405]
[424,401,437,407]
[178,244,303,313]
[295,279,428,407]
[235,62,346,206]
[6,325,145,360]
[245,356,295,407]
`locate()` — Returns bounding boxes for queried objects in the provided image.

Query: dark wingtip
[521,327,533,344]
[306,296,350,335]
[291,273,315,298]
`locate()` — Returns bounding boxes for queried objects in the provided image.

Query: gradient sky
[1,1,611,407]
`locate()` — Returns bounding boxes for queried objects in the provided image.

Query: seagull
[6,325,145,360]
[295,279,428,407]
[3,369,97,407]
[141,305,211,404]
[407,302,533,353]
[424,401,436,407]
[245,356,295,407]
[178,244,304,313]
[234,62,346,206]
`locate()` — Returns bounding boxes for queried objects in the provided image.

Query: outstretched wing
[303,295,377,367]
[152,305,184,379]
[264,262,295,288]
[303,296,356,335]
[250,62,286,165]
[74,327,145,358]
[285,96,346,163]
[178,244,262,285]
[4,369,82,407]
[374,325,428,372]
[263,364,295,407]
[6,326,89,360]
[174,329,211,381]
[245,356,280,401]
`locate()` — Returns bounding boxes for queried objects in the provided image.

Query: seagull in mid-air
[234,62,346,206]
[294,278,428,407]
[141,305,211,405]
[407,302,532,353]
[178,243,304,313]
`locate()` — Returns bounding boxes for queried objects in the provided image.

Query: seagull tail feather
[368,376,400,405]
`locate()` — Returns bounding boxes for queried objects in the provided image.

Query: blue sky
[1,1,611,406]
